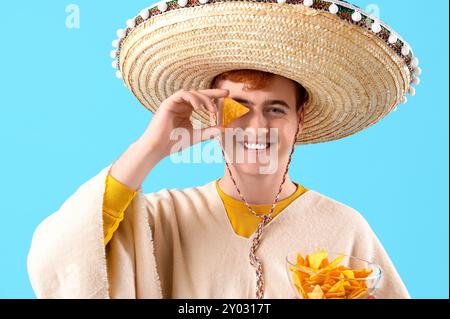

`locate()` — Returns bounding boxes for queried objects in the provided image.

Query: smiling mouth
[240,141,271,151]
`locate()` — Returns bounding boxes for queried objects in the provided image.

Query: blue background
[0,0,448,298]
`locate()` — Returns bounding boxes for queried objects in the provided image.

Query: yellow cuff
[103,173,137,218]
[103,173,137,245]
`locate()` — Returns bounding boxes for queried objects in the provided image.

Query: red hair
[210,69,308,111]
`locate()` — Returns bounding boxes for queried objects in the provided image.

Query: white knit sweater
[27,164,410,298]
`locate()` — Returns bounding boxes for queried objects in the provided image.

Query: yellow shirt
[215,179,309,238]
[102,175,308,245]
[102,174,137,245]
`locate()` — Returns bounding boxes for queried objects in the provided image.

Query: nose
[243,110,270,142]
[245,109,269,131]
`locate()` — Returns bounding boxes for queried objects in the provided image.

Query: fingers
[174,88,229,115]
[177,90,209,113]
[196,89,229,112]
[196,88,230,98]
[189,90,218,113]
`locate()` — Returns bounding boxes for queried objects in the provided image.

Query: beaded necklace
[215,113,300,299]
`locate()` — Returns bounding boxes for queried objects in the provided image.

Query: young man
[27,0,419,299]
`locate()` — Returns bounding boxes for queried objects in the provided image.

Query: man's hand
[109,88,229,190]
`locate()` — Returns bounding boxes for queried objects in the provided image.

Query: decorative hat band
[110,0,421,96]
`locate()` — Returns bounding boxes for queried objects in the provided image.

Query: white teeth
[243,142,269,150]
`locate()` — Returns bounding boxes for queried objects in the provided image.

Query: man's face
[213,75,305,176]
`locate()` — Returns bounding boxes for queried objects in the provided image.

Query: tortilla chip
[222,97,250,127]
[341,270,355,279]
[308,249,328,270]
[348,288,368,299]
[307,285,325,299]
[289,248,376,299]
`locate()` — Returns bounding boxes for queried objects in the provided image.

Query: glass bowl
[286,250,382,299]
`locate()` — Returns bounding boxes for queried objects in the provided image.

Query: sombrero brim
[112,0,420,144]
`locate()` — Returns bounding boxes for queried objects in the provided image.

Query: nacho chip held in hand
[288,248,375,299]
[222,97,250,127]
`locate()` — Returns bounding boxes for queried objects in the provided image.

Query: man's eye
[268,107,285,114]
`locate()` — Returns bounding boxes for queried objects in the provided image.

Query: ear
[296,106,305,133]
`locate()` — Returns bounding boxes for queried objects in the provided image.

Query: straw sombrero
[110,0,421,144]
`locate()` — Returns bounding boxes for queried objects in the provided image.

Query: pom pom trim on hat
[110,0,420,104]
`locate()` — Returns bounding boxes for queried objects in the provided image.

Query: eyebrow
[229,96,291,109]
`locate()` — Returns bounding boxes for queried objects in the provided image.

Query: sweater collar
[214,178,308,209]
[201,179,316,240]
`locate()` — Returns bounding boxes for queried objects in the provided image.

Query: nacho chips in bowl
[286,248,382,299]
